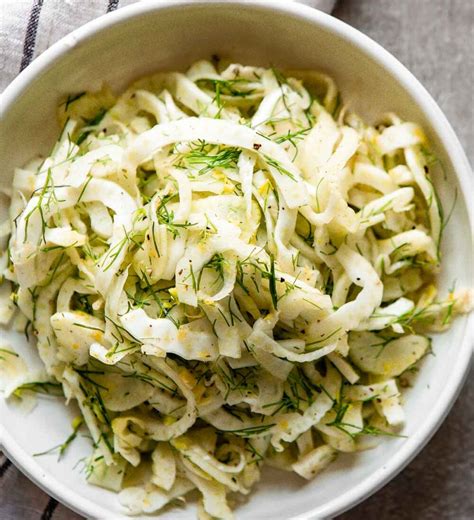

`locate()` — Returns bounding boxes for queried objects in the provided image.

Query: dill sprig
[137,270,165,314]
[13,381,63,398]
[275,127,311,159]
[76,108,107,145]
[306,327,342,349]
[261,367,319,415]
[136,270,179,326]
[262,394,298,415]
[104,314,141,346]
[34,417,84,460]
[156,194,195,239]
[197,253,227,292]
[123,366,178,395]
[325,389,406,440]
[236,251,298,309]
[267,254,278,310]
[179,146,241,176]
[23,168,66,244]
[359,198,395,226]
[197,78,255,98]
[74,368,108,391]
[274,127,311,145]
[327,412,406,439]
[215,362,256,400]
[0,348,19,361]
[63,92,86,111]
[245,440,265,464]
[75,453,105,480]
[76,174,93,204]
[199,215,218,241]
[263,155,296,181]
[391,299,454,331]
[100,226,142,272]
[271,66,292,115]
[237,254,278,309]
[78,378,111,427]
[218,423,275,437]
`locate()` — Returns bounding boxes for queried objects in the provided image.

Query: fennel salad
[0,60,472,519]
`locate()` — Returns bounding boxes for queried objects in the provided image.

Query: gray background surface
[334,1,474,519]
[1,1,472,519]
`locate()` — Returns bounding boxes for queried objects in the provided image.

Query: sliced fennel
[1,59,472,519]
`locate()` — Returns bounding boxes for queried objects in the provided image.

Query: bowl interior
[0,3,472,520]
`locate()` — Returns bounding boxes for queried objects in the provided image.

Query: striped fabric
[0,0,136,92]
[0,1,336,518]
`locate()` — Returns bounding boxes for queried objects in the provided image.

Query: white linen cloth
[0,1,335,518]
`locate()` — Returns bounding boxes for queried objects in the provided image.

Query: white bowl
[0,2,473,519]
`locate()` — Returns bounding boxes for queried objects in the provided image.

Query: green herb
[271,67,288,87]
[75,368,108,391]
[123,368,177,395]
[63,92,86,110]
[40,244,69,254]
[79,379,111,426]
[440,187,458,234]
[356,424,406,438]
[275,127,311,145]
[215,362,256,400]
[72,322,104,333]
[180,146,241,176]
[218,423,275,437]
[76,174,93,203]
[197,253,227,289]
[0,348,19,361]
[82,108,107,127]
[419,145,438,168]
[327,414,406,439]
[262,394,298,415]
[200,215,218,241]
[306,327,342,349]
[104,314,141,345]
[137,271,164,312]
[100,226,142,272]
[198,78,255,98]
[156,194,195,238]
[271,66,291,114]
[147,221,160,257]
[267,254,278,309]
[34,417,84,459]
[125,289,150,310]
[245,440,265,464]
[263,155,296,181]
[75,453,105,480]
[331,91,342,118]
[76,108,107,145]
[391,298,455,331]
[275,127,311,159]
[23,168,65,244]
[237,253,279,309]
[13,381,63,398]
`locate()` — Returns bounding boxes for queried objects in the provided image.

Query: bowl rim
[1,1,473,519]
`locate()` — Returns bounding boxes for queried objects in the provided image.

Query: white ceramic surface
[0,2,473,519]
